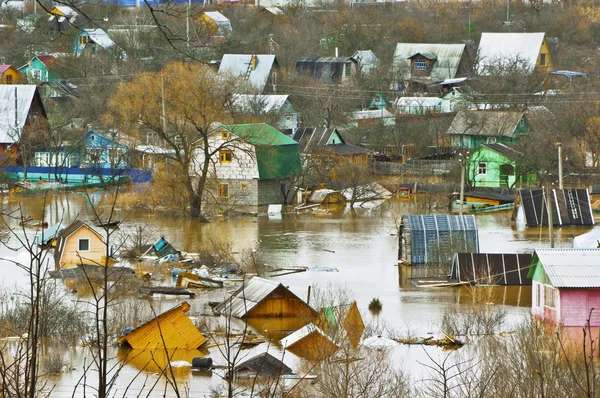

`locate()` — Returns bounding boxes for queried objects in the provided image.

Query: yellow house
[53,220,116,270]
[477,32,553,75]
[0,65,24,84]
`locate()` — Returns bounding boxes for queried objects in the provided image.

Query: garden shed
[398,215,479,266]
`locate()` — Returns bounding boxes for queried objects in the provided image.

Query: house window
[218,183,229,198]
[535,283,542,307]
[31,69,42,81]
[35,152,49,166]
[544,285,555,308]
[79,35,89,45]
[414,60,427,70]
[540,53,546,66]
[219,150,233,163]
[86,148,103,163]
[221,131,229,140]
[78,238,90,251]
[478,162,487,175]
[241,183,247,190]
[345,63,351,77]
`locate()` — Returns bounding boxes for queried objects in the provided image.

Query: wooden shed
[118,302,207,349]
[529,249,600,327]
[314,301,364,348]
[516,188,594,227]
[451,253,533,285]
[399,215,479,266]
[280,323,338,362]
[54,220,117,270]
[215,277,317,319]
[306,189,347,205]
[228,352,293,380]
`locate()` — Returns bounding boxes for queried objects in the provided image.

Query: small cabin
[53,220,116,270]
[0,65,24,84]
[280,323,338,362]
[399,215,479,266]
[215,276,317,319]
[529,249,600,327]
[516,188,594,227]
[228,352,292,380]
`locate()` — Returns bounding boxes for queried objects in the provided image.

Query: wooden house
[399,215,479,266]
[53,220,117,270]
[446,111,528,149]
[529,249,600,327]
[450,253,533,286]
[190,123,301,206]
[215,276,317,319]
[118,302,207,349]
[0,84,47,162]
[280,323,338,362]
[228,352,292,380]
[218,55,278,94]
[197,11,232,38]
[73,29,122,57]
[17,55,61,83]
[515,189,594,227]
[0,65,24,84]
[314,301,364,348]
[295,56,358,85]
[467,143,536,189]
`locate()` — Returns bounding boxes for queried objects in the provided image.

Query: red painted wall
[561,289,600,327]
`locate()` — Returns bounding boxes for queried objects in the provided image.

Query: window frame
[414,60,427,71]
[218,183,229,199]
[78,238,90,251]
[544,285,555,309]
[477,162,487,175]
[540,53,546,66]
[219,150,233,163]
[221,131,229,140]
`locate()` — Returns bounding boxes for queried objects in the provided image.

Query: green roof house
[191,123,301,206]
[467,143,536,189]
[447,110,528,149]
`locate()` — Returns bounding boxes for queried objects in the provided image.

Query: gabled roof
[393,43,467,80]
[446,111,524,137]
[530,249,600,288]
[280,323,334,349]
[517,189,594,227]
[451,253,533,285]
[477,32,546,75]
[0,65,14,75]
[292,127,344,152]
[231,352,292,379]
[118,302,207,349]
[0,85,40,144]
[262,6,283,15]
[49,5,77,16]
[204,11,229,23]
[479,142,522,161]
[81,29,116,49]
[215,276,315,318]
[408,51,438,60]
[231,94,291,114]
[352,50,379,72]
[220,123,296,146]
[53,220,105,266]
[218,54,276,94]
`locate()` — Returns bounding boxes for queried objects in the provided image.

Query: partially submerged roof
[477,32,546,75]
[479,143,522,161]
[231,352,292,379]
[446,111,524,137]
[280,323,335,349]
[451,253,533,285]
[53,220,106,266]
[573,229,600,249]
[464,191,516,204]
[0,85,39,144]
[218,54,276,94]
[530,249,600,288]
[307,189,346,205]
[118,302,207,349]
[393,43,467,80]
[517,189,594,227]
[215,276,316,318]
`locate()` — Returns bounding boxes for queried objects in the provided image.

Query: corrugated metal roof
[352,50,379,73]
[347,109,394,120]
[231,94,289,114]
[392,43,466,80]
[395,97,442,107]
[215,276,283,318]
[292,127,343,152]
[477,32,545,75]
[0,84,38,144]
[83,29,115,49]
[534,249,600,288]
[218,54,276,94]
[446,110,524,137]
[118,302,207,349]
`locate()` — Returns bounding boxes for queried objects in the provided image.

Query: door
[499,164,515,188]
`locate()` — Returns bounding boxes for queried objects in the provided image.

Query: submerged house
[314,301,364,348]
[228,352,293,380]
[53,220,116,270]
[218,54,278,94]
[446,110,528,149]
[118,302,207,349]
[280,323,338,362]
[398,215,479,266]
[191,123,301,206]
[295,56,358,85]
[450,253,533,285]
[477,32,553,76]
[215,276,317,319]
[467,143,536,189]
[529,249,600,326]
[516,188,594,227]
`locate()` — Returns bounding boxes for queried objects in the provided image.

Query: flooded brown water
[0,191,594,396]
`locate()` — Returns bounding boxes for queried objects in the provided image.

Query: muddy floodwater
[0,191,594,397]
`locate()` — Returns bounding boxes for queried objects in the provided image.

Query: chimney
[250,54,258,71]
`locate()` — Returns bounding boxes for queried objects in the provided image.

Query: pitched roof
[35,55,58,67]
[346,109,394,120]
[446,111,524,137]
[53,220,104,266]
[118,302,207,349]
[292,127,344,152]
[517,189,594,227]
[231,94,290,114]
[480,142,522,161]
[392,43,467,80]
[262,6,283,14]
[82,29,116,49]
[352,50,379,71]
[280,323,334,348]
[49,5,76,16]
[232,352,292,378]
[204,11,229,23]
[0,65,13,75]
[221,123,297,146]
[0,85,39,144]
[451,253,533,285]
[318,143,373,156]
[477,32,546,75]
[531,249,600,288]
[218,54,276,94]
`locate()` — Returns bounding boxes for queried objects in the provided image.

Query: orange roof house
[118,302,207,349]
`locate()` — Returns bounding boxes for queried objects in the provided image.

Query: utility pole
[459,152,469,216]
[557,142,563,189]
[546,185,554,248]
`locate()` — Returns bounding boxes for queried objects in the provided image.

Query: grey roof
[280,323,333,348]
[392,43,467,80]
[352,50,379,73]
[232,352,292,378]
[292,127,344,152]
[534,249,600,288]
[218,55,277,94]
[477,32,546,75]
[214,276,314,318]
[82,29,115,49]
[480,143,522,160]
[204,11,229,23]
[0,85,38,144]
[296,56,356,64]
[318,143,373,156]
[231,94,291,114]
[347,109,394,120]
[446,111,524,137]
